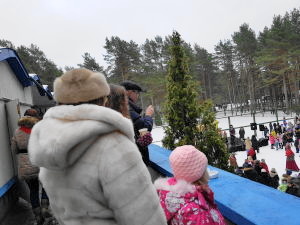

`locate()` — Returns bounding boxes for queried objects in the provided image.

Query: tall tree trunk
[292,64,300,107]
[230,72,237,115]
[226,73,234,115]
[282,72,289,113]
[208,72,212,99]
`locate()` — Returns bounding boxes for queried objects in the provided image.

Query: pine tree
[78,52,103,72]
[162,31,229,170]
[196,101,229,170]
[162,31,200,150]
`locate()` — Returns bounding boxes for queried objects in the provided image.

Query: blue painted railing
[149,144,300,225]
[0,177,16,198]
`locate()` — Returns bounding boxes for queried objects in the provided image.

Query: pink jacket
[269,135,275,145]
[154,178,226,225]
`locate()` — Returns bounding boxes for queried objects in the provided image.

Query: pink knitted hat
[169,145,208,183]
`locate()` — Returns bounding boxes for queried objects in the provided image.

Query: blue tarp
[149,144,300,225]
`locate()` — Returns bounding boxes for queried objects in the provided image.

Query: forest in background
[1,8,300,119]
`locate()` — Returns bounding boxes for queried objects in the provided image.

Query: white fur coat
[28,104,166,225]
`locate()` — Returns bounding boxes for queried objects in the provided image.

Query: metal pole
[253,112,257,136]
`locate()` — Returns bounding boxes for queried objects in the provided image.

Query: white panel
[0,61,31,104]
[0,101,15,187]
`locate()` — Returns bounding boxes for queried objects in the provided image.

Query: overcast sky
[1,0,299,69]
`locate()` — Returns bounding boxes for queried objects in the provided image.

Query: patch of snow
[152,111,300,178]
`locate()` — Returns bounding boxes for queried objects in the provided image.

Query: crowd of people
[228,118,300,198]
[13,68,226,225]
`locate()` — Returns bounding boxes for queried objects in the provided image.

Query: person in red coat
[247,147,257,160]
[260,159,269,173]
[285,144,299,172]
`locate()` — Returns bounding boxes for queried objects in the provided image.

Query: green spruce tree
[196,101,229,170]
[162,31,200,150]
[162,31,229,170]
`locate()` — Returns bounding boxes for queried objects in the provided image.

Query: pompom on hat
[169,145,208,183]
[54,68,110,104]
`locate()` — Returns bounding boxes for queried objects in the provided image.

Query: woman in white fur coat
[28,68,166,225]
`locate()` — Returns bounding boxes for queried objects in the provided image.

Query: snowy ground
[152,110,300,178]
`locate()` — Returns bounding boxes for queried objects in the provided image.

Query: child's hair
[193,170,209,185]
[105,84,130,118]
[169,145,208,184]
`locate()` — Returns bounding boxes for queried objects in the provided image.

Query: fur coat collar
[28,104,135,170]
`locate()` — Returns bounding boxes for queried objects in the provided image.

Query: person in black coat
[121,81,154,165]
[243,165,259,182]
[264,126,269,138]
[269,168,280,189]
[253,160,262,176]
[239,127,245,140]
[294,124,300,153]
[251,135,260,153]
[269,122,273,132]
[258,169,272,186]
[286,175,300,197]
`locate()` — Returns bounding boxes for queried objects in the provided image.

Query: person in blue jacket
[121,81,154,165]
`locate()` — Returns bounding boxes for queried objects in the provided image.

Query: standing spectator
[105,84,130,118]
[278,133,283,149]
[269,133,276,149]
[155,145,226,225]
[269,168,280,189]
[274,134,280,150]
[221,130,228,144]
[273,123,277,133]
[11,110,42,224]
[282,131,288,147]
[245,137,252,154]
[229,125,236,145]
[285,144,299,172]
[239,127,245,140]
[121,81,154,166]
[264,126,269,138]
[28,69,166,225]
[251,135,260,154]
[269,122,273,132]
[294,116,299,125]
[294,122,300,153]
[287,130,294,145]
[283,117,287,127]
[277,123,282,134]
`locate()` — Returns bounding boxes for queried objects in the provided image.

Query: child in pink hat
[154,145,226,225]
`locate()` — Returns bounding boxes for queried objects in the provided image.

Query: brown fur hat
[54,68,110,104]
[24,108,38,118]
[18,116,39,128]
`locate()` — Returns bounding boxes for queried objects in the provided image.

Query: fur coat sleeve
[98,133,166,225]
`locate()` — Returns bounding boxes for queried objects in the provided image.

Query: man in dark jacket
[121,81,154,165]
